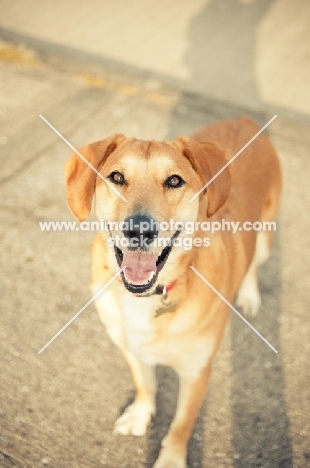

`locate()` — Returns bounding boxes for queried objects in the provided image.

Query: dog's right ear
[64,134,125,221]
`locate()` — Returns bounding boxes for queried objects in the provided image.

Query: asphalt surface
[1,0,310,119]
[0,3,309,468]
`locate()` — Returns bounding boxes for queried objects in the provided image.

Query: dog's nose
[123,215,158,246]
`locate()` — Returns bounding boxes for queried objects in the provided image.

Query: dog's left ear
[175,137,231,217]
[64,134,125,221]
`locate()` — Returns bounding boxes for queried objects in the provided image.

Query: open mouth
[114,231,180,294]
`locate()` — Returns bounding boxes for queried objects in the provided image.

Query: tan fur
[65,117,281,468]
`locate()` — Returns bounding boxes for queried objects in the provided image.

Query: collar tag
[155,300,178,317]
[155,287,178,317]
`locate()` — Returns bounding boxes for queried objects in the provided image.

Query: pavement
[0,1,309,467]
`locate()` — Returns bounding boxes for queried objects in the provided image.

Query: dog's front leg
[114,349,157,437]
[154,364,212,468]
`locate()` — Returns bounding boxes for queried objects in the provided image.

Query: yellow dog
[65,117,281,468]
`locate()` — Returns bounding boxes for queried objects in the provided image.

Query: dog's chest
[94,282,158,353]
[120,296,212,378]
[119,295,158,359]
[95,285,213,377]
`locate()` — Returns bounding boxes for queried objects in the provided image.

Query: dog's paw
[114,401,154,437]
[153,446,186,468]
[236,283,261,317]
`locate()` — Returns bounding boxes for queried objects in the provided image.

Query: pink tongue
[121,251,158,285]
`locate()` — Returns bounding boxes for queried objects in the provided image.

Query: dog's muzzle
[113,215,180,294]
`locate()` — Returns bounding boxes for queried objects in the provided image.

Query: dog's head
[64,134,230,295]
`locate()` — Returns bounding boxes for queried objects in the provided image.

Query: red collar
[134,280,177,298]
[155,280,177,296]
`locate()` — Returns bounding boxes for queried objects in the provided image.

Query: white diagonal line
[38,268,125,354]
[190,266,278,353]
[39,114,128,202]
[189,115,277,202]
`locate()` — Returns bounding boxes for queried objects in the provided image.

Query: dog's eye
[164,175,185,189]
[108,171,125,185]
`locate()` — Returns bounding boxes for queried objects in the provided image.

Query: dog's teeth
[148,271,155,281]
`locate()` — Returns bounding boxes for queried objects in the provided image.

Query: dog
[64,117,281,468]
